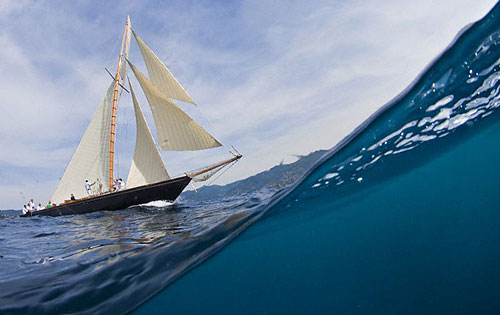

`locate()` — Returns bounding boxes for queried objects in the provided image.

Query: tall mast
[109,18,130,191]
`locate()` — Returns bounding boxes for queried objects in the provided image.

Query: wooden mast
[109,18,130,191]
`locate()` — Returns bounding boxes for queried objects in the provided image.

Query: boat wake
[136,200,174,208]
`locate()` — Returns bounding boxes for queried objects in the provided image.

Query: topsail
[120,15,132,83]
[133,30,196,105]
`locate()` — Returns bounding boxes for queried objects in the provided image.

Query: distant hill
[0,210,20,216]
[182,150,327,201]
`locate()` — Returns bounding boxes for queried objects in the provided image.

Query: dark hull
[21,176,192,217]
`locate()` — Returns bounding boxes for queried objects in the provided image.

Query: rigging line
[196,158,240,191]
[104,35,122,73]
[231,146,241,156]
[115,92,127,181]
[116,154,120,179]
[115,85,133,175]
[206,160,238,186]
[122,84,135,143]
[194,104,215,126]
[119,91,129,142]
[115,70,132,140]
[188,100,230,146]
[118,104,131,180]
[122,75,134,142]
[192,103,240,154]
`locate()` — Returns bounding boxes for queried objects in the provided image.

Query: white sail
[128,60,222,151]
[126,79,170,189]
[120,16,132,83]
[51,82,115,203]
[132,30,196,105]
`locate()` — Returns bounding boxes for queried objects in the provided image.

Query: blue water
[2,3,500,314]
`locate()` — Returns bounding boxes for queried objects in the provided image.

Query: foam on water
[137,200,174,208]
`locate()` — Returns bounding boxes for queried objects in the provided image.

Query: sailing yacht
[21,16,241,217]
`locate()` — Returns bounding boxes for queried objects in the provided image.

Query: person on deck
[37,203,44,211]
[96,179,103,194]
[70,194,76,201]
[117,178,125,191]
[85,180,94,195]
[46,201,52,208]
[23,204,34,216]
[28,199,34,210]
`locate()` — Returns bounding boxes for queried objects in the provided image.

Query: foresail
[132,30,196,105]
[126,79,170,189]
[51,82,115,203]
[128,60,222,151]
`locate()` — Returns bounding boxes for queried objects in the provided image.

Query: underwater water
[138,3,500,314]
[1,3,500,314]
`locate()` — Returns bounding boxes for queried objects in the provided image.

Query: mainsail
[128,60,222,151]
[132,30,196,105]
[126,79,170,188]
[51,82,115,203]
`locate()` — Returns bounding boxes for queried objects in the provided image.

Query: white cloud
[0,0,496,208]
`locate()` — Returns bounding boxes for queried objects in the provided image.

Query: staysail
[126,79,170,188]
[128,60,222,151]
[132,30,196,105]
[51,82,115,203]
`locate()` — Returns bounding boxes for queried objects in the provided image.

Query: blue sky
[0,0,496,209]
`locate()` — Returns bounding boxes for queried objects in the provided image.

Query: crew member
[117,178,125,191]
[85,180,94,195]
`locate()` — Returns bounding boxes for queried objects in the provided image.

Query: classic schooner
[21,16,241,217]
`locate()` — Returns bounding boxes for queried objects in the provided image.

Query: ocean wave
[2,3,500,314]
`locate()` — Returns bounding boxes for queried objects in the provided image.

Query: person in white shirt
[117,178,125,190]
[28,199,34,210]
[113,178,125,191]
[22,204,34,216]
[85,180,94,195]
[36,203,44,211]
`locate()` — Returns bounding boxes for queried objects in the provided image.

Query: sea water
[2,3,500,314]
[137,4,500,313]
